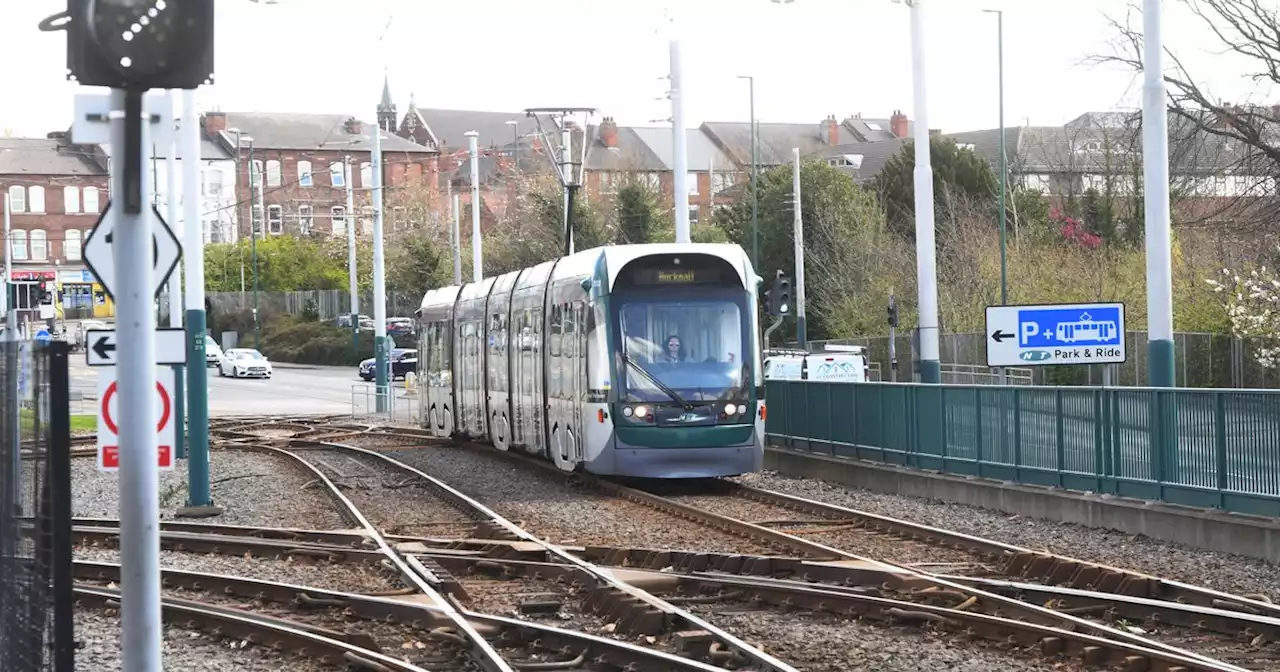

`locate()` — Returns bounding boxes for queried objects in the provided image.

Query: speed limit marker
[97,367,177,472]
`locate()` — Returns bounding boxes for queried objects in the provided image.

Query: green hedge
[213,310,415,366]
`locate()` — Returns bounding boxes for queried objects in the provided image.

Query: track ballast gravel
[385,445,778,554]
[738,470,1280,601]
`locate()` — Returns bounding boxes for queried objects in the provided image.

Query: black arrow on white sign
[102,230,160,266]
[991,330,1013,343]
[91,336,116,361]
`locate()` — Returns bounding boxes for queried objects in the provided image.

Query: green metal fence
[765,380,1280,517]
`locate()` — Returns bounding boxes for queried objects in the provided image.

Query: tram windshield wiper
[622,353,694,410]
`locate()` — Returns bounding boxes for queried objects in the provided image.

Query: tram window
[549,304,562,358]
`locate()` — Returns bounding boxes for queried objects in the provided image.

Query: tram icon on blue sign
[1017,306,1122,347]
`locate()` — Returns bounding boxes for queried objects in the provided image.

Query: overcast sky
[2,0,1274,137]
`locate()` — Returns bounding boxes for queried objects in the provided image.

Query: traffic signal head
[768,271,792,317]
[47,0,215,90]
[887,297,899,328]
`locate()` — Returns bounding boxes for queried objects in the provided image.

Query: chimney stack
[821,115,839,145]
[202,111,227,136]
[890,110,909,139]
[344,117,364,135]
[599,117,619,149]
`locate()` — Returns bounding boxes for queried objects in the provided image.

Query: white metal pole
[3,193,14,523]
[466,131,482,281]
[561,126,574,254]
[344,155,357,319]
[670,37,690,243]
[452,192,462,285]
[2,194,9,318]
[909,0,941,383]
[1143,0,1175,387]
[110,88,162,672]
[371,123,389,412]
[165,124,182,329]
[792,148,806,347]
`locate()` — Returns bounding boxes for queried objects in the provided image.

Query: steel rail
[74,585,436,672]
[74,560,736,672]
[68,517,376,547]
[309,438,803,672]
[730,483,1280,620]
[62,524,388,563]
[245,440,516,672]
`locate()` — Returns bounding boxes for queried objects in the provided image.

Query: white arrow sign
[86,328,188,367]
[83,200,183,300]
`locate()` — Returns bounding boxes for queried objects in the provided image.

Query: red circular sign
[101,380,171,436]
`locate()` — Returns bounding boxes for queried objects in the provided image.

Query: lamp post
[506,119,519,168]
[983,9,1007,307]
[737,75,759,272]
[248,139,261,350]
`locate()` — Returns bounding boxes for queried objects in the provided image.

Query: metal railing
[350,383,420,426]
[0,340,74,670]
[765,379,1280,517]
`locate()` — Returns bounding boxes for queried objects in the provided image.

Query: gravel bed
[67,450,346,529]
[75,609,337,671]
[738,471,1280,601]
[688,605,1071,672]
[296,448,481,537]
[74,545,400,593]
[386,445,779,555]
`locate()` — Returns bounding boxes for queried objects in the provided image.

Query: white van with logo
[763,345,870,382]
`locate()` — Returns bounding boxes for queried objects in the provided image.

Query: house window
[29,229,46,261]
[83,187,100,213]
[956,142,976,151]
[265,160,282,187]
[331,206,347,236]
[10,230,26,261]
[689,206,700,224]
[65,229,82,261]
[298,205,313,235]
[330,162,345,188]
[712,172,736,195]
[866,122,883,131]
[297,160,313,187]
[63,187,79,214]
[28,186,45,213]
[687,172,699,195]
[360,162,373,188]
[360,207,373,236]
[6,186,24,213]
[266,205,283,234]
[643,173,660,190]
[392,206,406,229]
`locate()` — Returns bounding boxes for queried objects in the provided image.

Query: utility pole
[984,8,1008,386]
[1143,0,1174,387]
[181,89,215,513]
[249,141,261,351]
[372,122,389,413]
[163,96,184,462]
[451,190,462,285]
[791,147,806,347]
[908,0,941,384]
[344,155,358,357]
[466,131,482,279]
[670,36,690,243]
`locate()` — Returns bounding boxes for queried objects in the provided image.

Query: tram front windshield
[616,290,750,403]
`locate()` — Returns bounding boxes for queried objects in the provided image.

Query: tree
[874,136,999,239]
[1093,0,1280,234]
[1206,257,1280,367]
[614,181,665,244]
[386,228,448,296]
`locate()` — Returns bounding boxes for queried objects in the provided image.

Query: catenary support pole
[371,121,389,413]
[1143,0,1174,387]
[561,125,575,256]
[909,0,941,384]
[344,155,358,357]
[671,36,690,243]
[792,148,806,347]
[250,142,261,351]
[163,94,185,462]
[466,131,482,281]
[111,87,163,672]
[181,89,216,513]
[3,194,16,520]
[451,191,462,285]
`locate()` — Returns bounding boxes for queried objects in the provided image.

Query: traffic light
[767,271,792,317]
[44,0,215,91]
[887,295,899,328]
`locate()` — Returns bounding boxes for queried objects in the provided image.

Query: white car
[204,338,224,367]
[218,348,273,379]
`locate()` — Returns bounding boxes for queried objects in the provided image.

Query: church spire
[376,73,397,133]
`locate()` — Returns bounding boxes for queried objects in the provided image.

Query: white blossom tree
[1205,260,1280,367]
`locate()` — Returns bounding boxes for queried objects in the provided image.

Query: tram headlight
[622,406,634,418]
[633,405,649,419]
[724,403,739,416]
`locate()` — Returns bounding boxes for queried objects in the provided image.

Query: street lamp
[506,119,519,170]
[983,9,1007,308]
[227,128,260,350]
[736,75,759,273]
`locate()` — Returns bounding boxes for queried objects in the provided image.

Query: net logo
[1019,350,1052,362]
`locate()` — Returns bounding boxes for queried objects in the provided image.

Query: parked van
[763,345,870,383]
